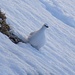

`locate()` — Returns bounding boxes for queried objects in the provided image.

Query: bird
[27,23,49,50]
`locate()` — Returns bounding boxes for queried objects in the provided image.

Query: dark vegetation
[0,10,22,44]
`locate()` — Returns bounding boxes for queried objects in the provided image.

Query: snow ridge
[0,0,75,75]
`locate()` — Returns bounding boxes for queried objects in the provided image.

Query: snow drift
[0,0,75,75]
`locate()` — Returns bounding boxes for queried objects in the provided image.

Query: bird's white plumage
[27,24,48,49]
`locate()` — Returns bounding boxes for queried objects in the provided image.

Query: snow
[0,0,75,75]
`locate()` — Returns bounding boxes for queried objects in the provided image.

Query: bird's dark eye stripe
[44,25,48,28]
[46,26,48,27]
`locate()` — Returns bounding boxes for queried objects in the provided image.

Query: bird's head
[43,23,49,28]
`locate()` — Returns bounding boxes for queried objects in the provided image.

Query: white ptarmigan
[27,24,49,50]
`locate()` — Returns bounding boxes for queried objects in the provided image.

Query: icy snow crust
[0,0,75,75]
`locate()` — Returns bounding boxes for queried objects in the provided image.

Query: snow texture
[0,0,75,75]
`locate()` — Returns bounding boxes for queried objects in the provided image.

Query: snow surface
[0,0,75,75]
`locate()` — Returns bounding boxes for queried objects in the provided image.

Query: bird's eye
[44,24,49,28]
